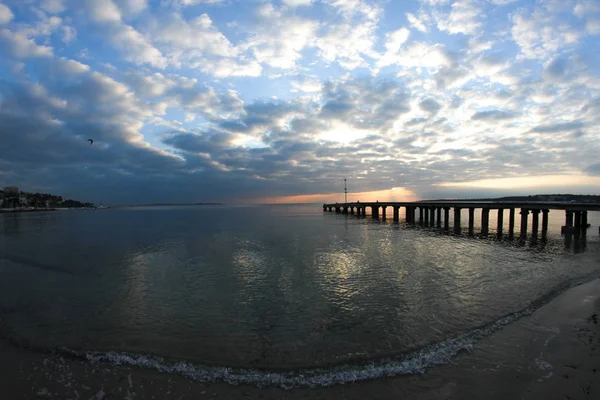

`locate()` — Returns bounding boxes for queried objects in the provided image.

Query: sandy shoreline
[1,279,599,399]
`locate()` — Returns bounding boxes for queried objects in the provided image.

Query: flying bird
[88,138,93,145]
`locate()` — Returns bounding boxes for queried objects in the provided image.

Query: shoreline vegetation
[0,187,225,212]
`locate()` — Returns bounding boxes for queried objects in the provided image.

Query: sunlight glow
[319,122,370,144]
[251,186,419,204]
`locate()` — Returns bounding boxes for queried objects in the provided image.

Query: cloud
[40,0,67,14]
[0,3,13,25]
[151,13,238,60]
[112,24,168,68]
[376,28,411,69]
[291,76,323,93]
[419,98,442,114]
[543,55,569,78]
[586,18,600,35]
[313,0,381,70]
[62,25,76,42]
[530,121,585,133]
[406,12,429,32]
[573,0,600,18]
[116,0,148,15]
[282,0,313,7]
[0,29,53,58]
[239,9,318,70]
[436,0,482,35]
[88,0,122,23]
[396,42,452,68]
[167,0,224,6]
[585,162,600,175]
[511,6,581,59]
[2,0,600,203]
[471,109,518,120]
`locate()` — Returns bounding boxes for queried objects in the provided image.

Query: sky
[0,0,599,205]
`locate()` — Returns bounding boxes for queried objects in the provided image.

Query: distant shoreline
[0,208,57,214]
[115,203,224,208]
[0,207,99,214]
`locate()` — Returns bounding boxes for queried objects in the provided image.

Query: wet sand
[1,279,599,399]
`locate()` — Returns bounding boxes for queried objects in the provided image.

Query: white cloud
[40,0,66,14]
[436,0,482,35]
[574,0,600,18]
[291,76,323,92]
[116,0,148,15]
[282,0,313,6]
[384,42,452,69]
[242,10,318,70]
[511,8,581,59]
[406,12,428,32]
[488,0,517,4]
[62,25,77,42]
[385,28,411,53]
[197,58,263,78]
[152,13,238,61]
[0,29,53,58]
[88,0,122,23]
[167,0,224,6]
[586,18,600,35]
[314,0,381,70]
[112,24,168,68]
[376,28,410,69]
[57,57,91,74]
[0,3,14,24]
[21,15,63,38]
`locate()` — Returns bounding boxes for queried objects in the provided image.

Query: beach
[1,278,598,399]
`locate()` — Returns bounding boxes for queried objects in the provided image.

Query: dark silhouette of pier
[322,201,599,242]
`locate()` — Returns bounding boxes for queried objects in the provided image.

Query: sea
[0,204,599,388]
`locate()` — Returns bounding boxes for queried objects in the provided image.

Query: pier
[322,201,600,240]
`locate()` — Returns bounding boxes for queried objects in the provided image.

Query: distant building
[4,186,19,196]
[2,186,20,208]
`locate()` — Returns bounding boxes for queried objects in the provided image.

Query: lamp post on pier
[344,178,347,203]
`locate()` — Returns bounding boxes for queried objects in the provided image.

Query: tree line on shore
[0,189,95,209]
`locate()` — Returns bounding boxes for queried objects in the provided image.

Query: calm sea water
[1,205,599,386]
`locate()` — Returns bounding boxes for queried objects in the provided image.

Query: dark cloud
[530,121,584,133]
[471,109,519,121]
[544,56,568,78]
[585,163,600,176]
[419,98,441,114]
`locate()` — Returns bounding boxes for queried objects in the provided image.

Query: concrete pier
[532,209,540,239]
[468,208,475,236]
[566,210,574,227]
[542,209,549,240]
[509,208,515,238]
[323,201,599,242]
[481,208,490,236]
[454,207,462,234]
[574,210,581,233]
[497,208,504,237]
[444,207,450,231]
[520,209,529,239]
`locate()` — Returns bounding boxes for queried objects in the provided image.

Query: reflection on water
[0,205,599,369]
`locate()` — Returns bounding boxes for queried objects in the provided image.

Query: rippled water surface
[1,205,599,373]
